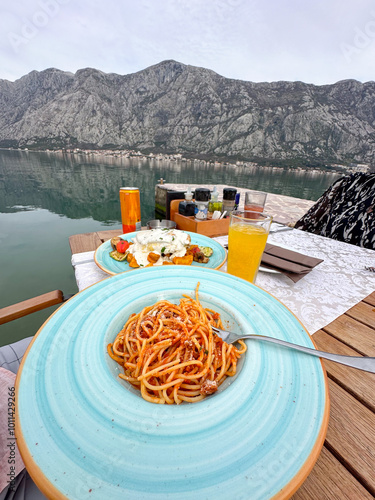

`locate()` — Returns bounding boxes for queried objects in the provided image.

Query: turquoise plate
[16,267,329,500]
[94,230,227,275]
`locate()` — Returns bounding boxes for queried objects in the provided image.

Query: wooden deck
[70,229,375,499]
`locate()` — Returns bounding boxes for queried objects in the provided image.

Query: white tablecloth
[71,229,375,335]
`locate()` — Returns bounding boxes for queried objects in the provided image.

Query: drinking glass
[227,211,273,283]
[244,190,267,217]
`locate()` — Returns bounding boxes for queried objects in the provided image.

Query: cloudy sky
[1,0,375,85]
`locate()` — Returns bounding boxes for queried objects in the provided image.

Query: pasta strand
[108,284,247,404]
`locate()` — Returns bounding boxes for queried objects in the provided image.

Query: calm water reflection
[0,149,341,346]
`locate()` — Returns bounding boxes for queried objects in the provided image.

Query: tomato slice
[116,240,130,253]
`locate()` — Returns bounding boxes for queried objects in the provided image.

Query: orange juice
[227,222,268,282]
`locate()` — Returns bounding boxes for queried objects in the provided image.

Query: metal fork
[212,326,375,373]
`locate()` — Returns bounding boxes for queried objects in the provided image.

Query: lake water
[0,149,341,346]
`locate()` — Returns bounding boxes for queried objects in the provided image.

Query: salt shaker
[222,188,237,216]
[194,188,210,221]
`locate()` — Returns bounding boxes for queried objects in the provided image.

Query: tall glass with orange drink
[227,211,272,283]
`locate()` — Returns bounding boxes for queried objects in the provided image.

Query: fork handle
[242,335,375,373]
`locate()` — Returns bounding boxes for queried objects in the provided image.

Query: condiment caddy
[170,186,239,236]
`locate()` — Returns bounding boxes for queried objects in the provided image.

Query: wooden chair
[0,290,67,325]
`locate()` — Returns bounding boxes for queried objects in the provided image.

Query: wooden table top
[69,229,375,499]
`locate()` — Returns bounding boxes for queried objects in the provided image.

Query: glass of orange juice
[227,211,273,283]
[244,191,267,217]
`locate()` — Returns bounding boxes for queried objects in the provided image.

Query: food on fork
[109,229,213,267]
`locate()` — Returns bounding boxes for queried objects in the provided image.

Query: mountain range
[0,60,374,166]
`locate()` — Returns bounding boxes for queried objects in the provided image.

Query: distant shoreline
[0,147,371,175]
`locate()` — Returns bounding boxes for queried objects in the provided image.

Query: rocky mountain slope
[0,60,374,164]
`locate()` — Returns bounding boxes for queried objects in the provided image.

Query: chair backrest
[294,172,375,249]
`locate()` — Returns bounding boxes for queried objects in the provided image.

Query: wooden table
[69,229,375,499]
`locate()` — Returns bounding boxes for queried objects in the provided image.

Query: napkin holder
[170,199,230,237]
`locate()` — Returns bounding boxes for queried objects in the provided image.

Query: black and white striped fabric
[295,173,375,249]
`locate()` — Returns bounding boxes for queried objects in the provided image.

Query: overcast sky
[1,0,375,85]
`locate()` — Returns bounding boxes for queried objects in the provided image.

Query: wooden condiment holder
[170,199,230,237]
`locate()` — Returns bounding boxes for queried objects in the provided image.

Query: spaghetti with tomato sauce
[107,284,247,404]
